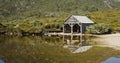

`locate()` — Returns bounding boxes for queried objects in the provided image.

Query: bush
[87,23,110,34]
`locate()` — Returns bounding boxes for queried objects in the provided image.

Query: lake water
[0,35,93,63]
[0,35,63,63]
[0,35,62,45]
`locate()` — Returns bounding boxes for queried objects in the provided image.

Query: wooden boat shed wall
[63,15,94,34]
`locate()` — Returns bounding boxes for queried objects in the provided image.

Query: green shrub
[87,23,110,34]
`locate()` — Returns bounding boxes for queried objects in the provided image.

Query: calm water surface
[0,35,62,45]
[0,35,63,63]
[0,35,93,63]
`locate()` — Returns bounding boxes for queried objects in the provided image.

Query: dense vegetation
[89,9,120,30]
[0,0,120,34]
[87,23,110,34]
[1,0,120,20]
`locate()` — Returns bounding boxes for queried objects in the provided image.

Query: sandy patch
[94,34,120,50]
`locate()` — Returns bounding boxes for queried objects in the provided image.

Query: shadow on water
[0,35,63,46]
[0,35,94,46]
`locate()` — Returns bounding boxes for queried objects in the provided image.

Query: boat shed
[63,15,94,33]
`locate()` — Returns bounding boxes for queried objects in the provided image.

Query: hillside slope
[89,9,120,30]
[0,0,120,20]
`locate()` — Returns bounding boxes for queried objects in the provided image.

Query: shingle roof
[72,15,94,23]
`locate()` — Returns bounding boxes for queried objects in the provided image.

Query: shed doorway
[64,24,81,33]
[73,24,80,33]
[64,24,71,33]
